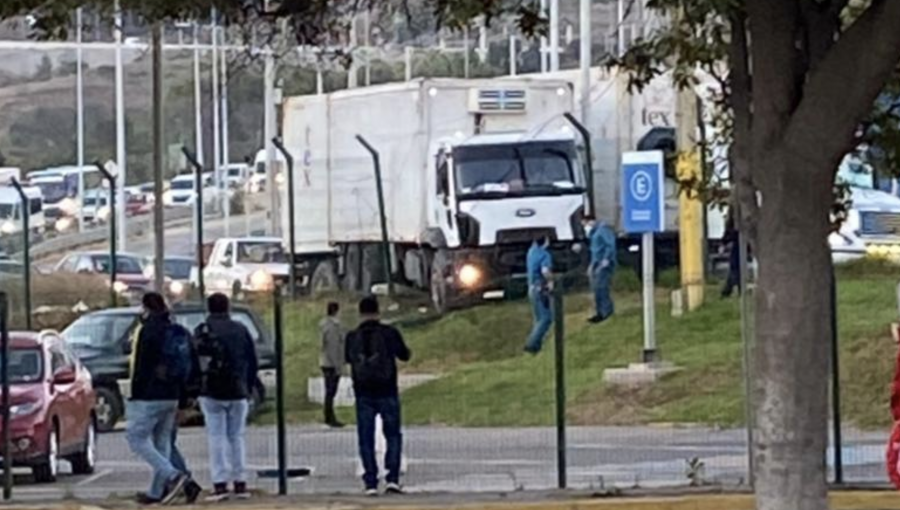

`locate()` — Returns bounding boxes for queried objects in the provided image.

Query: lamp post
[95,162,118,307]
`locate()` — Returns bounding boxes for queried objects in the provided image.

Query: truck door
[434,149,460,247]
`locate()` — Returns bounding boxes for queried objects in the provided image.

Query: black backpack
[196,322,243,397]
[352,326,394,387]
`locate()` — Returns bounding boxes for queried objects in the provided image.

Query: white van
[164,173,216,207]
[250,149,286,194]
[0,186,45,236]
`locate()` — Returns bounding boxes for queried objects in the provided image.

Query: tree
[607,1,900,509]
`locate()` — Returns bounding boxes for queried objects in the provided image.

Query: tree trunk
[753,149,834,510]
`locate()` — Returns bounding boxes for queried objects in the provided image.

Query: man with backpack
[195,293,259,501]
[126,292,194,505]
[345,296,411,496]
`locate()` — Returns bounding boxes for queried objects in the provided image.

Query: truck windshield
[454,141,580,198]
[1,348,43,384]
[237,242,286,263]
[0,203,14,219]
[35,181,67,203]
[836,153,874,190]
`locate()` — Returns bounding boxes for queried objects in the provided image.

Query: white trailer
[281,78,591,310]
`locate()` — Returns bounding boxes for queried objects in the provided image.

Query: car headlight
[457,263,482,288]
[55,217,75,232]
[163,191,173,205]
[98,206,112,222]
[59,198,78,215]
[169,280,185,296]
[1,221,16,235]
[248,269,275,292]
[10,401,41,417]
[113,281,129,294]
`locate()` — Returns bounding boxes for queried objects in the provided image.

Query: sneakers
[204,483,230,503]
[233,482,251,500]
[135,492,161,505]
[364,487,379,497]
[385,482,405,495]
[160,474,188,505]
[184,480,202,504]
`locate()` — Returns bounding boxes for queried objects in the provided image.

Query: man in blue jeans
[584,215,617,323]
[346,296,411,496]
[126,293,191,505]
[524,235,554,354]
[195,293,258,501]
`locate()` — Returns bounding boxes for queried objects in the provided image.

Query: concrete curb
[4,490,900,510]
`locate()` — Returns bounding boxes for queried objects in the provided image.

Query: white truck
[281,78,591,310]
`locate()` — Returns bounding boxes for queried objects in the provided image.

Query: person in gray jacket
[320,301,346,428]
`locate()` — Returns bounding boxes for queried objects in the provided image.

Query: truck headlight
[457,263,482,288]
[55,217,75,233]
[249,269,275,292]
[169,280,185,296]
[113,281,129,294]
[163,191,174,205]
[59,198,78,215]
[98,206,112,222]
[1,221,16,235]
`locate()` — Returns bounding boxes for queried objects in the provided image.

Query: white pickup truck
[202,237,291,297]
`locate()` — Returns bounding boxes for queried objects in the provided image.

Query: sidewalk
[4,489,900,510]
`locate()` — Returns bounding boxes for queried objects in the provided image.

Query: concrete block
[307,373,438,407]
[603,362,682,387]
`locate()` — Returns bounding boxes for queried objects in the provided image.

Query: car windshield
[0,203,14,220]
[35,181,67,203]
[0,261,22,274]
[171,179,194,190]
[0,348,43,384]
[228,168,243,177]
[63,314,135,348]
[92,255,144,275]
[165,259,194,279]
[453,141,580,198]
[236,242,286,263]
[83,196,108,206]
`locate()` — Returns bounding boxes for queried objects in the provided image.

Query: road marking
[77,469,113,486]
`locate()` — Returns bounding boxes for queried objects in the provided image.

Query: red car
[0,331,97,483]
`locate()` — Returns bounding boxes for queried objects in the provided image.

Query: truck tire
[310,260,339,294]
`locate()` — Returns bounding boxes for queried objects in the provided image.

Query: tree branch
[785,0,900,174]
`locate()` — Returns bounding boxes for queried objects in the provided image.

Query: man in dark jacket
[345,296,411,496]
[126,293,190,505]
[195,293,258,501]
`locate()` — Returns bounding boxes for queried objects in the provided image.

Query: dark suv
[61,304,275,432]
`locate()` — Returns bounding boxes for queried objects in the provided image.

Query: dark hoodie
[130,311,182,401]
[194,312,258,401]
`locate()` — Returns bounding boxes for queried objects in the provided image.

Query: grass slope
[256,261,898,430]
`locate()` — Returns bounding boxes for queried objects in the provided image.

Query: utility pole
[76,8,85,233]
[152,23,165,293]
[212,10,222,216]
[676,78,705,310]
[549,0,560,71]
[617,0,626,55]
[540,0,549,72]
[221,39,231,236]
[114,0,127,250]
[579,0,592,210]
[264,17,278,236]
[193,23,204,251]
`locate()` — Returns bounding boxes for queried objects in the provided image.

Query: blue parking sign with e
[622,151,665,233]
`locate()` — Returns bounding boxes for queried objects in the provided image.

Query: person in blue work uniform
[524,235,554,354]
[584,214,617,323]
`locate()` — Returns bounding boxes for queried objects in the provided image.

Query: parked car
[55,251,151,302]
[142,255,196,300]
[61,304,276,432]
[125,188,153,217]
[0,331,97,482]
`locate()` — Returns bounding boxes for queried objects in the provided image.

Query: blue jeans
[149,425,190,498]
[199,397,249,484]
[355,395,402,489]
[592,268,614,319]
[525,286,553,353]
[126,400,182,499]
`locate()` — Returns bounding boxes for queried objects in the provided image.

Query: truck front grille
[496,228,556,245]
[860,211,900,236]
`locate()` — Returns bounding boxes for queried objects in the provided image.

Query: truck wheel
[430,252,450,314]
[232,281,246,301]
[94,386,122,433]
[310,260,339,294]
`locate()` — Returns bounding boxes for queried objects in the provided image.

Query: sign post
[622,151,665,363]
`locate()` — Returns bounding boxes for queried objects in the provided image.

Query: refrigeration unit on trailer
[281,78,591,311]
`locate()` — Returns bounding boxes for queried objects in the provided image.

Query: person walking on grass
[126,292,196,505]
[320,301,347,428]
[524,235,554,354]
[346,296,411,496]
[195,293,258,502]
[584,214,617,324]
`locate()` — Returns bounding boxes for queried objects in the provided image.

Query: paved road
[124,210,270,257]
[5,425,888,501]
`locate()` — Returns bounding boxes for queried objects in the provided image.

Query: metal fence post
[553,287,567,489]
[355,135,393,296]
[831,266,843,484]
[273,285,287,495]
[10,179,31,330]
[1,292,11,500]
[95,162,118,307]
[182,147,206,300]
[271,139,297,297]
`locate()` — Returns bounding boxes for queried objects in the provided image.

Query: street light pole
[272,138,296,297]
[549,0,560,71]
[10,179,31,331]
[114,0,127,251]
[76,8,86,233]
[95,162,118,307]
[211,10,222,216]
[152,23,165,293]
[183,147,206,299]
[221,40,231,237]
